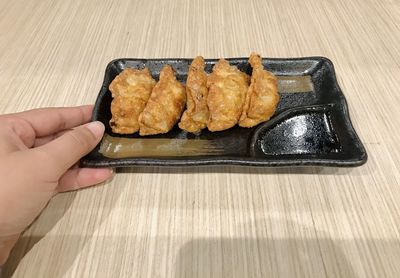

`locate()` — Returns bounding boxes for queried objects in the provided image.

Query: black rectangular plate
[81,57,367,168]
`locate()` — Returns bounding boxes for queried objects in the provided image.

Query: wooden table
[1,0,400,277]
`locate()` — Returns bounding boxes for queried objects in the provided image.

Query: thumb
[34,121,104,178]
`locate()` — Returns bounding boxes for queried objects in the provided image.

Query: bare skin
[0,105,113,265]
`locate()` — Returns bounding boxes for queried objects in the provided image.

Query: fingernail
[86,121,105,138]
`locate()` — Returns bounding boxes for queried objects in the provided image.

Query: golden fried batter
[239,53,279,127]
[178,56,209,133]
[109,68,156,134]
[139,65,186,136]
[207,59,250,131]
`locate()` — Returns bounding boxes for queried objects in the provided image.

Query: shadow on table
[2,178,118,278]
[3,237,400,277]
[117,166,353,175]
[175,237,360,278]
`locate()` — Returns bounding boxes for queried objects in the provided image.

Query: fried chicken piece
[139,65,186,136]
[239,53,279,127]
[109,68,156,134]
[207,59,250,131]
[178,56,209,133]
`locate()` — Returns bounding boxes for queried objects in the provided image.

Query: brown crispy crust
[109,68,156,134]
[239,52,279,128]
[139,65,186,136]
[207,59,250,131]
[178,56,209,133]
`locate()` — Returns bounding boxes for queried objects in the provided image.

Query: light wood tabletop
[1,0,400,277]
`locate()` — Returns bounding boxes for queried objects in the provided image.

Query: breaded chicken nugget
[179,56,209,133]
[139,65,186,136]
[207,59,250,131]
[109,68,156,134]
[239,53,279,127]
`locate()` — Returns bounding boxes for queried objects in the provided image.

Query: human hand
[0,105,113,264]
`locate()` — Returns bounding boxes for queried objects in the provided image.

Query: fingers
[32,121,105,179]
[57,168,113,192]
[33,130,69,147]
[9,105,93,137]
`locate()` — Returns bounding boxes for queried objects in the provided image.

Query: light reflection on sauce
[277,76,313,93]
[99,134,225,158]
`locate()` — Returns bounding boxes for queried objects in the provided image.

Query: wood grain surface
[1,0,400,277]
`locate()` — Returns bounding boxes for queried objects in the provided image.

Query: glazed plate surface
[81,57,367,168]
